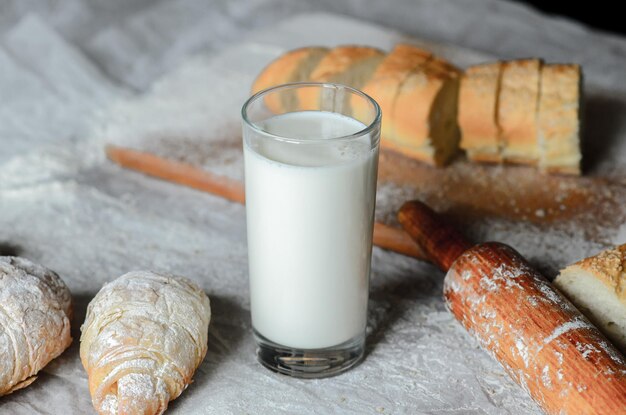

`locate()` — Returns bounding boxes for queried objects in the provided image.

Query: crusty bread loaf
[498,59,542,164]
[298,46,384,112]
[352,44,431,137]
[554,244,626,353]
[458,62,503,163]
[537,64,582,175]
[252,47,329,112]
[391,57,461,166]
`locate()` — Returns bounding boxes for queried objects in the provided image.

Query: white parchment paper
[1,2,625,414]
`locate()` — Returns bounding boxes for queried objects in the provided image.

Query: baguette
[298,46,384,112]
[554,244,626,353]
[458,62,503,163]
[353,44,431,136]
[498,59,542,164]
[252,46,582,173]
[391,56,461,166]
[251,47,329,112]
[537,64,582,175]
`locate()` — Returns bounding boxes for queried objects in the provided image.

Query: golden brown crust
[298,45,384,110]
[393,68,446,149]
[458,62,503,162]
[360,44,430,82]
[354,44,432,139]
[381,139,438,166]
[565,244,626,304]
[391,55,459,166]
[80,271,211,415]
[503,155,540,165]
[538,64,582,175]
[544,164,581,175]
[426,55,461,77]
[252,47,329,112]
[4,376,38,395]
[465,151,502,164]
[498,59,542,164]
[308,46,384,81]
[252,47,329,92]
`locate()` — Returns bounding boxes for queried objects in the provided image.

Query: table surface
[1,1,625,414]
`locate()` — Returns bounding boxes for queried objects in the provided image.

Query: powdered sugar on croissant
[80,271,211,415]
[0,256,73,396]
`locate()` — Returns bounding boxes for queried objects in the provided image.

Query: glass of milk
[242,83,381,378]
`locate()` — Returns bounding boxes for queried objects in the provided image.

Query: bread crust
[538,64,582,175]
[544,164,581,175]
[498,59,542,164]
[80,271,211,415]
[465,151,502,164]
[393,70,438,148]
[355,44,432,139]
[554,244,626,353]
[0,256,72,396]
[426,55,462,77]
[366,44,431,81]
[252,47,329,112]
[458,62,503,162]
[309,45,384,81]
[563,244,626,304]
[381,139,438,166]
[298,46,384,110]
[391,56,460,165]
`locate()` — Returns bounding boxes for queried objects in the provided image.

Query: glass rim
[241,82,381,144]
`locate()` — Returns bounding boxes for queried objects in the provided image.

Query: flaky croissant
[0,256,73,396]
[80,271,211,415]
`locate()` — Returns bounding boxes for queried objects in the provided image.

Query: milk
[244,111,378,349]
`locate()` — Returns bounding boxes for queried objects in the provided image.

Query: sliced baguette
[554,244,626,353]
[352,44,432,137]
[458,62,503,163]
[252,47,329,112]
[391,56,461,166]
[298,46,385,113]
[427,56,462,77]
[537,64,582,175]
[498,59,542,164]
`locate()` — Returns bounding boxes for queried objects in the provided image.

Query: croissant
[80,271,211,415]
[0,256,72,396]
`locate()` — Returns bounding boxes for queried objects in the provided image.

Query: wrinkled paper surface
[1,2,625,413]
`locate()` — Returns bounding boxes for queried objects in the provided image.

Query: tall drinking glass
[241,83,381,378]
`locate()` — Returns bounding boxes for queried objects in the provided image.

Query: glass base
[254,330,365,379]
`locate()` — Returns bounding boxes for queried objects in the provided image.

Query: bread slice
[391,56,461,166]
[458,62,503,163]
[537,64,582,175]
[554,244,626,354]
[298,46,385,113]
[498,59,542,164]
[352,44,432,137]
[426,56,462,78]
[252,47,329,113]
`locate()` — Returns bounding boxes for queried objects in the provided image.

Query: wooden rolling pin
[398,201,626,414]
[105,145,425,259]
